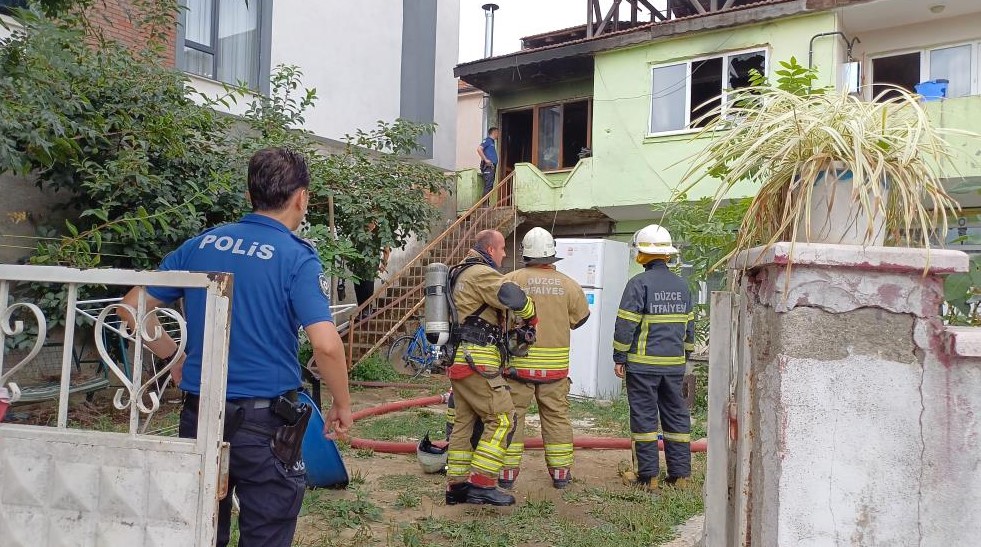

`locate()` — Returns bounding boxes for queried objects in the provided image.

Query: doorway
[500,109,533,178]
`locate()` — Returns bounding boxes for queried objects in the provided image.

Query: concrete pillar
[723,243,981,546]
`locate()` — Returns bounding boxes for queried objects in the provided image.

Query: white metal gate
[0,265,231,546]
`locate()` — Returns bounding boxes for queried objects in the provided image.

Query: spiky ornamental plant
[678,57,968,268]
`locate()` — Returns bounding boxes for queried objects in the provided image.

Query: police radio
[424,263,452,345]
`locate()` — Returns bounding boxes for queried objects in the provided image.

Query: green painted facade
[500,12,842,217]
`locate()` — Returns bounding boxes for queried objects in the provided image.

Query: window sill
[643,129,707,143]
[184,72,259,95]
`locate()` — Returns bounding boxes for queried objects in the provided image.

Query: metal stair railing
[344,172,518,369]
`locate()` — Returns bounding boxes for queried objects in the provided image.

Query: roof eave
[455,0,808,80]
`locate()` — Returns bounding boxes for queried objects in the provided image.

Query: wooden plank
[704,291,735,547]
[732,290,752,547]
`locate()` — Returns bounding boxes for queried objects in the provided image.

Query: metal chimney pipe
[480,4,500,137]
[482,4,499,58]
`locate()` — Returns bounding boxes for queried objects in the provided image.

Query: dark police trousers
[626,372,692,480]
[180,400,306,547]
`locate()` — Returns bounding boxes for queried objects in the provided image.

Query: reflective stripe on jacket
[613,260,694,374]
[504,266,589,381]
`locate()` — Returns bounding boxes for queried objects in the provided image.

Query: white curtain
[183,0,214,78]
[217,0,260,89]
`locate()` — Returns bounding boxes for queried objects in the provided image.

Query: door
[499,109,533,179]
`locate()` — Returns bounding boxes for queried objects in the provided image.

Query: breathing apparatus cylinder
[424,262,451,345]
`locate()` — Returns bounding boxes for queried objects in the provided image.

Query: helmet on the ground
[417,433,448,474]
[632,224,679,257]
[521,227,561,265]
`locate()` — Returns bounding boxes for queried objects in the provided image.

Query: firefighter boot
[549,467,572,489]
[498,468,519,490]
[445,482,470,505]
[465,474,516,506]
[664,476,690,489]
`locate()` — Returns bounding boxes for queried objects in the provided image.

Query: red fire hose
[347,393,707,454]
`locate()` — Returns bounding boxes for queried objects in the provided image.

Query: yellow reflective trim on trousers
[688,312,695,321]
[632,431,660,442]
[447,450,473,459]
[446,408,455,419]
[544,443,573,453]
[503,443,524,466]
[470,453,503,473]
[642,313,689,324]
[627,353,686,366]
[684,342,695,352]
[613,340,631,352]
[474,441,505,458]
[546,455,574,467]
[663,432,691,443]
[617,309,642,322]
[490,412,512,448]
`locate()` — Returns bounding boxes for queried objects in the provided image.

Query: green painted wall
[491,79,593,118]
[512,12,841,214]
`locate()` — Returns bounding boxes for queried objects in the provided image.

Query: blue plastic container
[298,391,349,488]
[915,79,949,101]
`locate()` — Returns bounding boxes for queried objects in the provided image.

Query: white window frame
[648,47,769,137]
[868,41,981,100]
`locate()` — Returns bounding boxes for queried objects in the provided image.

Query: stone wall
[718,243,981,546]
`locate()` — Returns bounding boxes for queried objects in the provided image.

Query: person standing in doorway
[122,147,353,546]
[613,224,694,492]
[477,127,499,199]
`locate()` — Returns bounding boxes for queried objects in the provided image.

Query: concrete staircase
[343,174,519,369]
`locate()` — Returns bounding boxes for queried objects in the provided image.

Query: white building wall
[456,89,484,171]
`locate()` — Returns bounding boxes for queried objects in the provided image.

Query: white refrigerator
[554,238,630,400]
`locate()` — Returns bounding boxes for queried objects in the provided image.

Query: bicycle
[387,324,449,378]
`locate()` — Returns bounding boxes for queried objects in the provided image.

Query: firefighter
[499,227,590,490]
[445,229,537,506]
[613,224,694,491]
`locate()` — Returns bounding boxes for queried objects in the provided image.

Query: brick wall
[86,0,177,67]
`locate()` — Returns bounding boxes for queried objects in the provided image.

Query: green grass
[354,408,446,441]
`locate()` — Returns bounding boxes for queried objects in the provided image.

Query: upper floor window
[871,43,979,100]
[650,49,767,135]
[179,0,269,91]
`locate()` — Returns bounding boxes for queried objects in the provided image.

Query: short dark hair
[475,229,499,251]
[247,147,310,212]
[487,127,499,135]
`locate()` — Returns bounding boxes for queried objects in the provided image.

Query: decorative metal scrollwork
[94,303,188,415]
[0,301,48,403]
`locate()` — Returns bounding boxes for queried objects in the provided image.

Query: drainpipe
[480,3,499,137]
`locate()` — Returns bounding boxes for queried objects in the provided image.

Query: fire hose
[346,393,707,454]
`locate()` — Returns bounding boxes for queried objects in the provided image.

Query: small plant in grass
[350,355,402,383]
[348,469,369,486]
[394,490,421,509]
[354,448,376,459]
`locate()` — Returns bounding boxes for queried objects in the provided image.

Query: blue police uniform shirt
[480,136,498,165]
[147,213,333,399]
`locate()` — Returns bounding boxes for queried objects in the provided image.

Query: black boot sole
[464,496,515,506]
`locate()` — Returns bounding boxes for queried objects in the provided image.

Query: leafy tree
[654,196,750,344]
[0,2,451,345]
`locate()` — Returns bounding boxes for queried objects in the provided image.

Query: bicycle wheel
[387,335,416,375]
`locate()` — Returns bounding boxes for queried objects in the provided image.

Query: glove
[525,314,539,327]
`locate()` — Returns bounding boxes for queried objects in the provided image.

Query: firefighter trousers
[625,371,691,480]
[502,377,574,481]
[446,373,516,483]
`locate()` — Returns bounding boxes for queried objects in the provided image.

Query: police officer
[613,224,694,491]
[122,148,352,546]
[445,229,537,506]
[500,228,589,490]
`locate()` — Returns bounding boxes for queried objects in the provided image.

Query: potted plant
[678,57,964,266]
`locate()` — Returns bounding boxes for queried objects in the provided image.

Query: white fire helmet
[631,224,679,257]
[521,227,561,265]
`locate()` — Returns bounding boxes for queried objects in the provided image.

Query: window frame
[868,41,980,100]
[648,46,769,137]
[176,0,273,94]
[497,97,593,174]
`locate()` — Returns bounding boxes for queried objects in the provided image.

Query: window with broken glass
[649,48,767,135]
